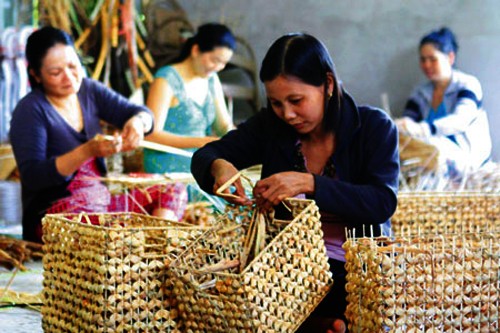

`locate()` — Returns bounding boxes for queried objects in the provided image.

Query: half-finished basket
[169,198,333,332]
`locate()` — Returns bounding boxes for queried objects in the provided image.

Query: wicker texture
[344,233,499,333]
[391,192,500,236]
[41,212,207,333]
[169,199,332,332]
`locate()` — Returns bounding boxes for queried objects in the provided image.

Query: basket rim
[346,230,500,246]
[397,190,500,197]
[42,211,207,231]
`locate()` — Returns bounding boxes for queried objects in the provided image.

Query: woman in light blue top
[144,23,236,174]
[396,27,492,177]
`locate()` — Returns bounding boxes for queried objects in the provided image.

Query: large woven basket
[169,198,333,332]
[41,212,208,333]
[391,191,500,236]
[344,232,500,333]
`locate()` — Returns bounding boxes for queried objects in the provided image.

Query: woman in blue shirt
[143,23,235,174]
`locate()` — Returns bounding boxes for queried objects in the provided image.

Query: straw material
[391,191,500,236]
[168,198,333,332]
[399,133,439,174]
[41,212,208,333]
[0,236,44,271]
[344,232,499,333]
[0,144,16,180]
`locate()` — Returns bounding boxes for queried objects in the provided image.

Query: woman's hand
[253,171,314,210]
[86,133,123,157]
[121,113,151,151]
[396,117,431,141]
[211,159,252,206]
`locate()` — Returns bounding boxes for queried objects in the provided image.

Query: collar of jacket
[334,89,361,154]
[419,69,462,102]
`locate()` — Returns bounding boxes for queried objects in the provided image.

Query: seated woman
[9,26,187,243]
[191,32,399,333]
[143,22,236,175]
[396,27,492,179]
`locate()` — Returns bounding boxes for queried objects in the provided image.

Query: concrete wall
[180,0,500,161]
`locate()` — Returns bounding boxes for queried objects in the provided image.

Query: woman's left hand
[253,171,314,210]
[121,116,145,151]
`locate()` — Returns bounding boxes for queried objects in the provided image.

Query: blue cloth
[192,90,400,231]
[143,66,217,173]
[9,78,151,242]
[426,102,446,124]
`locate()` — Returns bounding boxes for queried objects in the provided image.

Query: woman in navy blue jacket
[191,33,399,332]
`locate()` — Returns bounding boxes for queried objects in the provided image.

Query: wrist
[305,173,315,195]
[210,159,229,177]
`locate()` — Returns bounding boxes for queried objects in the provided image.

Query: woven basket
[391,191,500,236]
[41,212,208,333]
[344,232,500,333]
[169,198,333,332]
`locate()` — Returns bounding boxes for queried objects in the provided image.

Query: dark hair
[420,27,458,55]
[259,33,342,132]
[176,23,236,62]
[26,26,75,88]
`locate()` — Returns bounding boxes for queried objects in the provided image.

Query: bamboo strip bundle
[344,232,500,333]
[391,191,500,236]
[39,0,155,92]
[41,212,208,333]
[169,199,332,332]
[0,236,44,271]
[39,0,72,34]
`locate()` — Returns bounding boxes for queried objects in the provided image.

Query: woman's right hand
[396,117,431,141]
[211,159,252,206]
[86,134,123,158]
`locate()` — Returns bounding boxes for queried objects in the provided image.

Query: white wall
[180,0,500,161]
